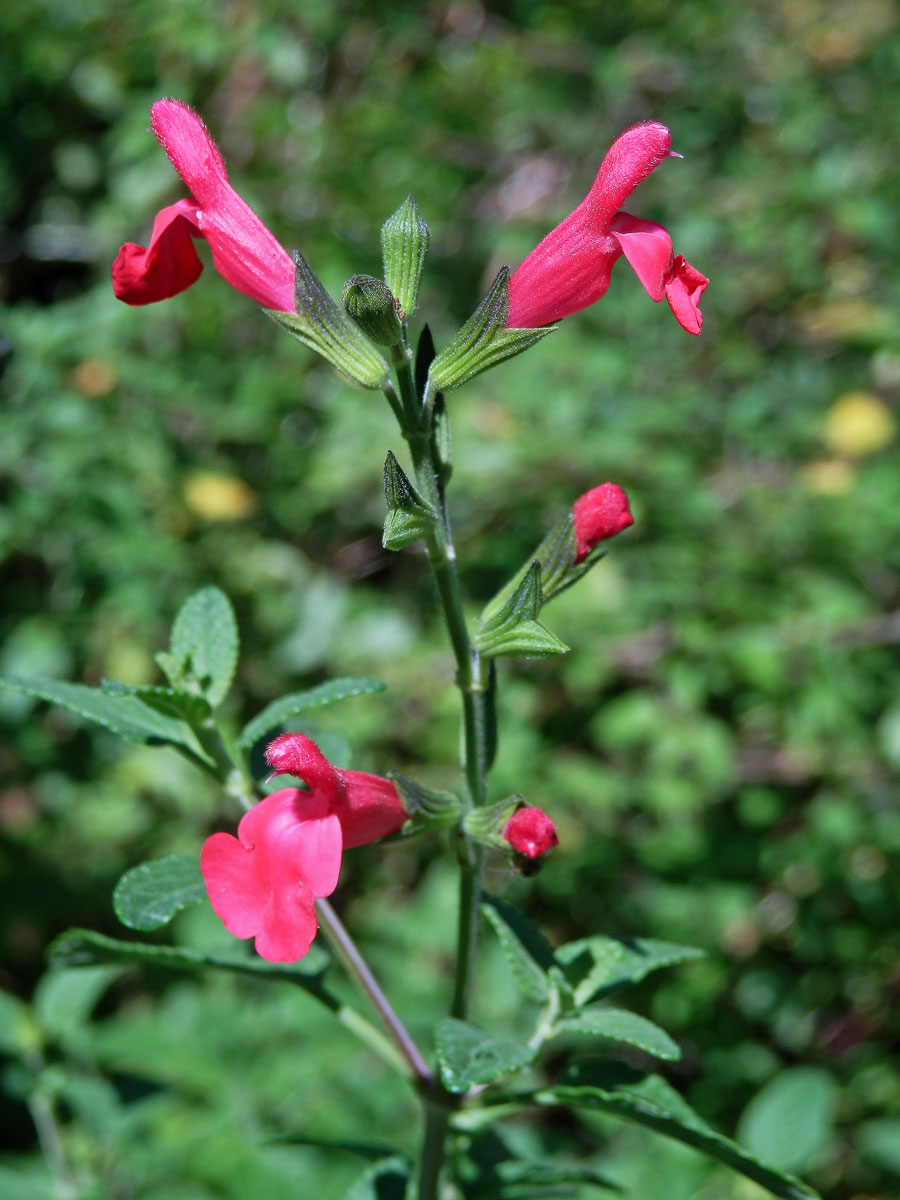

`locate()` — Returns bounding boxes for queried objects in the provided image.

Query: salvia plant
[1,99,821,1200]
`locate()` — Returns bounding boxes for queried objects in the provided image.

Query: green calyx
[265,252,389,389]
[427,267,556,392]
[381,194,430,319]
[389,771,462,832]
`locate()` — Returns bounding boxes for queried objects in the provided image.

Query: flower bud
[342,274,403,346]
[381,194,430,318]
[572,483,633,564]
[502,806,559,860]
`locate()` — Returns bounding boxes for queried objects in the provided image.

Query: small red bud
[502,806,559,859]
[572,482,633,564]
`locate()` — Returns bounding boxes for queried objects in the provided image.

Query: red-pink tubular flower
[506,122,708,335]
[264,733,408,848]
[200,735,406,963]
[112,99,296,311]
[572,482,634,564]
[502,807,559,860]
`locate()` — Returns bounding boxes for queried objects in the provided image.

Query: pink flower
[200,735,406,962]
[572,482,634,564]
[502,807,559,860]
[506,122,708,335]
[112,99,296,311]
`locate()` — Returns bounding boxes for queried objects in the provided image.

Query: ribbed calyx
[381,194,430,319]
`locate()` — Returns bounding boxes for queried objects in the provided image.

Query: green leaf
[555,1008,681,1062]
[495,1160,621,1196]
[0,1163,56,1199]
[0,675,206,754]
[481,895,554,1003]
[238,677,387,747]
[858,1119,900,1176]
[113,854,207,931]
[266,253,389,389]
[343,1154,411,1200]
[539,1062,821,1200]
[427,268,555,392]
[32,966,120,1045]
[737,1068,837,1172]
[48,928,327,986]
[169,586,239,707]
[436,1018,536,1093]
[101,680,212,725]
[0,989,36,1056]
[556,936,703,1006]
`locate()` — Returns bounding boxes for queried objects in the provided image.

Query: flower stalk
[315,898,433,1087]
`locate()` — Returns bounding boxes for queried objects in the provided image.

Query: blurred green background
[2,0,899,1196]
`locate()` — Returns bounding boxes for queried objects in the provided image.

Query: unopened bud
[342,274,403,346]
[381,195,430,318]
[572,483,633,564]
[502,806,559,861]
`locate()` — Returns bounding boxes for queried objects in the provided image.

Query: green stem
[385,330,498,1199]
[450,843,484,1020]
[418,1103,451,1200]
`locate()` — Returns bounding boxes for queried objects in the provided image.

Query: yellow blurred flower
[799,458,857,496]
[823,391,895,457]
[183,471,259,521]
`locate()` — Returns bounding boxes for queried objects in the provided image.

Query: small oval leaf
[169,587,239,707]
[738,1067,837,1173]
[436,1018,536,1094]
[238,677,387,748]
[113,854,207,931]
[557,1007,681,1062]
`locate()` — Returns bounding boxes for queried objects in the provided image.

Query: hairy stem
[316,898,433,1087]
[384,333,498,1200]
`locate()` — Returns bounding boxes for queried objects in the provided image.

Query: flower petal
[274,812,343,897]
[505,122,690,329]
[111,199,204,304]
[265,734,342,804]
[571,482,634,564]
[507,224,621,327]
[254,879,319,963]
[148,98,296,312]
[608,212,674,302]
[200,830,270,939]
[665,255,708,336]
[335,771,408,848]
[502,807,559,859]
[586,122,673,231]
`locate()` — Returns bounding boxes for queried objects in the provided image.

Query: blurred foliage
[2,0,900,1196]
